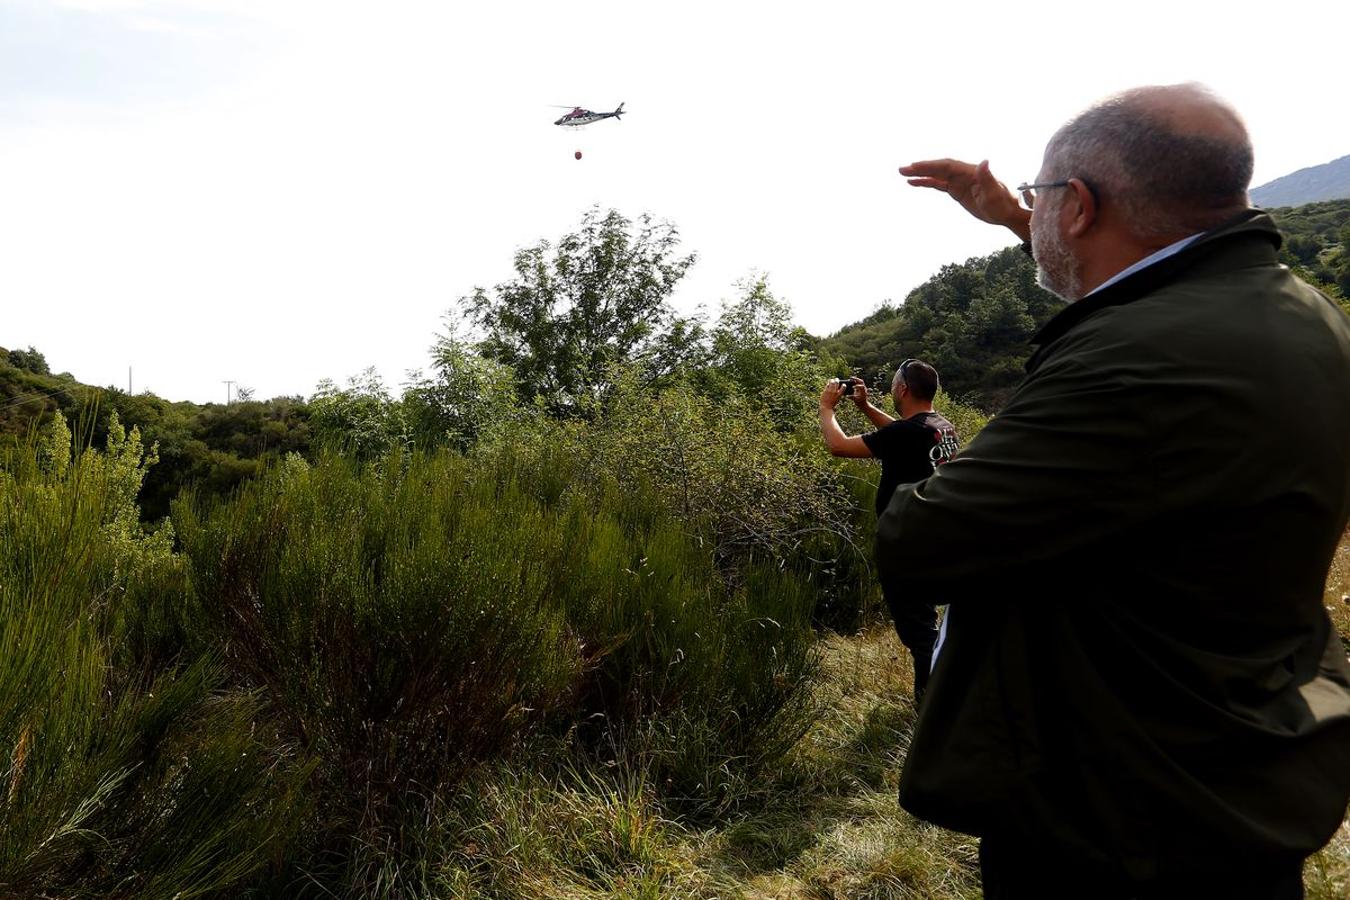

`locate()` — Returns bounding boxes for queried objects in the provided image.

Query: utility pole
[222,380,236,405]
[128,366,132,394]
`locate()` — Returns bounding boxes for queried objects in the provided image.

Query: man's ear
[1065,177,1097,238]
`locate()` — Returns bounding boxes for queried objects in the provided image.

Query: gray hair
[1044,84,1253,239]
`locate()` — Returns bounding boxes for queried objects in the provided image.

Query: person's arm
[898,158,1032,244]
[853,389,895,429]
[819,380,873,458]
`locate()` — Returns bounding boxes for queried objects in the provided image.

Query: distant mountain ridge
[1251,154,1350,207]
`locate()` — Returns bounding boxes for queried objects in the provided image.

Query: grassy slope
[431,601,1349,898]
[429,628,982,899]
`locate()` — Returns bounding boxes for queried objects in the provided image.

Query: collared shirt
[1086,233,1202,297]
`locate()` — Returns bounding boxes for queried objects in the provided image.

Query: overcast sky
[3,0,1346,403]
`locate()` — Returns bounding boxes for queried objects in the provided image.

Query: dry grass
[1309,528,1350,899]
[730,629,981,900]
[424,620,1349,899]
[418,628,981,899]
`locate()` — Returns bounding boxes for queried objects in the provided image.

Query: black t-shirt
[861,411,959,515]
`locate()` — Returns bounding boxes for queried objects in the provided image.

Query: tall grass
[174,446,821,892]
[0,425,308,899]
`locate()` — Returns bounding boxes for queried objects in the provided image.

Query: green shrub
[174,444,823,892]
[0,429,307,899]
[176,452,582,812]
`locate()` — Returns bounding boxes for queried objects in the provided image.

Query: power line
[0,383,95,414]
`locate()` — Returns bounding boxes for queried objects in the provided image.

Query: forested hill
[0,349,312,519]
[817,246,1061,412]
[1251,154,1350,207]
[819,199,1350,412]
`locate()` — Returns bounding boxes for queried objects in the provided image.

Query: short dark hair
[897,359,939,402]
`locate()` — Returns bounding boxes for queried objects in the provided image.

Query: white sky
[2,0,1346,403]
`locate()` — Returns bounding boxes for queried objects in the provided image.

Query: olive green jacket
[878,211,1350,878]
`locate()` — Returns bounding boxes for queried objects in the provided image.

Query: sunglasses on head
[897,358,917,390]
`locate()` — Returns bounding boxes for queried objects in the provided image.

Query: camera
[838,377,857,397]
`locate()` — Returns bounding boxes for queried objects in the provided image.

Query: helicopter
[553,102,625,127]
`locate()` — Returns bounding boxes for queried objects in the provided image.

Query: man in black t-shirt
[819,359,958,702]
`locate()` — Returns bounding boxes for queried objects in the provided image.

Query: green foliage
[694,275,827,424]
[0,355,86,442]
[822,200,1350,414]
[4,345,50,376]
[0,434,308,898]
[95,412,176,572]
[173,442,820,891]
[1270,199,1350,306]
[0,358,314,521]
[405,324,523,450]
[461,207,701,415]
[570,369,847,571]
[308,367,409,459]
[36,409,72,476]
[176,452,580,809]
[819,246,1061,411]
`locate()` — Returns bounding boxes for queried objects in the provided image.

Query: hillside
[817,245,1061,412]
[0,346,312,519]
[1252,154,1350,207]
[821,200,1350,411]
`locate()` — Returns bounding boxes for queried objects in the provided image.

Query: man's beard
[1030,200,1084,301]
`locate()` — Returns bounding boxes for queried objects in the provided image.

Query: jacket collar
[1026,209,1283,368]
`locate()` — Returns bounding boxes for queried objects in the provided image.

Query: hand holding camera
[821,377,865,410]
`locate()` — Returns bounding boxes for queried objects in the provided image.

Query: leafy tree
[698,275,827,425]
[5,346,50,376]
[460,207,699,415]
[309,368,408,459]
[404,323,522,450]
[1285,234,1322,266]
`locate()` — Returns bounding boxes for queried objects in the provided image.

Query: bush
[176,453,581,813]
[5,345,50,375]
[173,443,823,892]
[0,429,307,899]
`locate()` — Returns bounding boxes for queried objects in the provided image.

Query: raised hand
[846,377,870,408]
[820,379,846,410]
[899,159,1032,242]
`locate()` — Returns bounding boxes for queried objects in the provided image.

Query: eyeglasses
[1015,180,1071,209]
[1015,178,1098,210]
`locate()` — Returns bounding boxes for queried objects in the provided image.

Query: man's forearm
[1006,210,1032,244]
[859,401,895,429]
[819,405,850,454]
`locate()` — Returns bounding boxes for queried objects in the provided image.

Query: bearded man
[886,84,1350,899]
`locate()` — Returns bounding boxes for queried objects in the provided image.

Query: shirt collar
[1084,233,1203,298]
